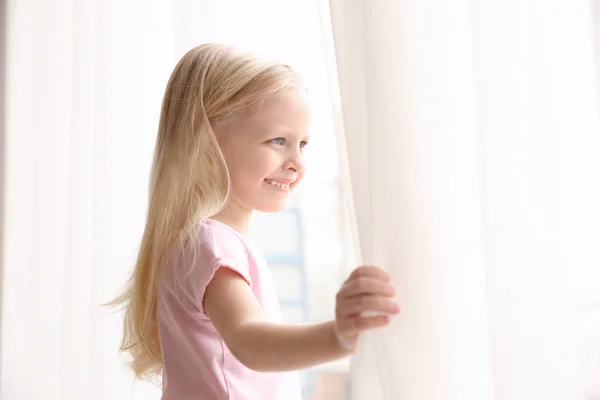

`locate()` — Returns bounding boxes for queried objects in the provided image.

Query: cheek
[226,149,257,177]
[228,162,265,193]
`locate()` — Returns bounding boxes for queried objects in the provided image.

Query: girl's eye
[269,137,308,149]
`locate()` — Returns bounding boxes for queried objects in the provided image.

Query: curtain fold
[323,0,598,399]
[323,1,494,399]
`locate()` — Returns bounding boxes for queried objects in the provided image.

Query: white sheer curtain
[322,0,600,399]
[1,1,178,399]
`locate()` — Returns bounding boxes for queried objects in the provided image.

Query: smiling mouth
[265,179,291,190]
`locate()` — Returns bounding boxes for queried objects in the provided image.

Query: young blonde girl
[112,43,399,400]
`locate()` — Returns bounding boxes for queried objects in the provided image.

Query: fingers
[339,276,395,298]
[336,268,400,319]
[335,265,399,343]
[336,294,399,317]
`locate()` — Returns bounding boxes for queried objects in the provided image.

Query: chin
[255,201,288,213]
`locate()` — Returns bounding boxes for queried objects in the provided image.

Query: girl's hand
[334,266,399,351]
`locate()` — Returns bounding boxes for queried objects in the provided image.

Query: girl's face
[218,87,311,220]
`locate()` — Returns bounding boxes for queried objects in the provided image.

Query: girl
[113,43,399,400]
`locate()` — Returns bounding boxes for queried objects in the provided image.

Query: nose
[283,149,305,174]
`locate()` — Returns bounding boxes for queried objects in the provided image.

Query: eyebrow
[265,127,310,141]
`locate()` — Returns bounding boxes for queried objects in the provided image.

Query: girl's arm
[204,266,398,372]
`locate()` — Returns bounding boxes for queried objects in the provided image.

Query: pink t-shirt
[157,219,302,400]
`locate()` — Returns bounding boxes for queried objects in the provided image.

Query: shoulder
[192,219,249,259]
[182,219,257,280]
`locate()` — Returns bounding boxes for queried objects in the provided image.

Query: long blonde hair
[110,43,300,381]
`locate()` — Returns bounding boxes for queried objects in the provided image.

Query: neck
[211,199,253,232]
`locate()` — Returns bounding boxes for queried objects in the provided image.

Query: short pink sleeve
[181,221,252,314]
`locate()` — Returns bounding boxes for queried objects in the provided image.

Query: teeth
[266,179,290,189]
